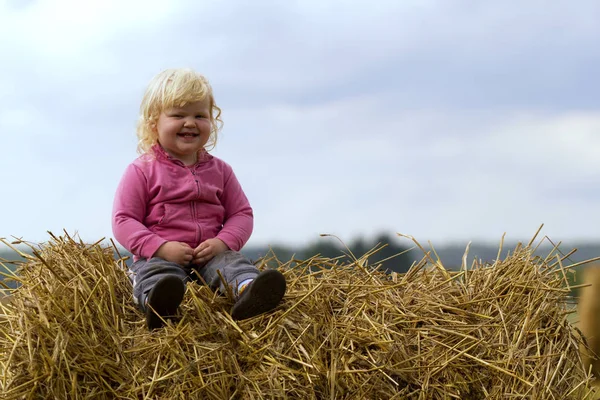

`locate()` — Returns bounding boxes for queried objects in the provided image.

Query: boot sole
[231,269,286,320]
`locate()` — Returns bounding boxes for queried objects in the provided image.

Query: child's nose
[183,118,195,127]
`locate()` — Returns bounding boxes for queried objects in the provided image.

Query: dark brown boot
[231,269,286,321]
[145,275,185,330]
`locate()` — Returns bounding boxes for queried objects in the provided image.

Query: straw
[0,231,594,399]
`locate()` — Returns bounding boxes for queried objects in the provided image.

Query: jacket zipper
[168,155,204,245]
[190,167,202,244]
[190,168,201,198]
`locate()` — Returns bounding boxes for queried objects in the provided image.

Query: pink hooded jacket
[112,145,253,261]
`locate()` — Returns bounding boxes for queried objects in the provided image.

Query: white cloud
[0,0,177,51]
[214,94,600,246]
[486,113,600,174]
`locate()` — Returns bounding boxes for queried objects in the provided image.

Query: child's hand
[154,241,194,266]
[193,238,229,265]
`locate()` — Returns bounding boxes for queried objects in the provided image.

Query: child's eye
[196,115,207,119]
[171,114,183,118]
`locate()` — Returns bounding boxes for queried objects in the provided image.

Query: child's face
[155,98,212,165]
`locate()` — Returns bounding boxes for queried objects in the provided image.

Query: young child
[112,68,286,330]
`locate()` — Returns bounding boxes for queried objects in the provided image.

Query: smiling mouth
[177,133,200,137]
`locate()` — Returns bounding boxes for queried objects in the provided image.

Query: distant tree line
[2,234,597,294]
[250,232,415,274]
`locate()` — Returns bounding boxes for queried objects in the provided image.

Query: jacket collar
[151,143,212,166]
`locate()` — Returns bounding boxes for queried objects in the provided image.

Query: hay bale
[578,264,600,385]
[0,232,595,399]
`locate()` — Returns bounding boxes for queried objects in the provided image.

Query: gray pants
[129,250,259,307]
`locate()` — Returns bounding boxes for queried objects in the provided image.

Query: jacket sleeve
[216,166,254,251]
[112,163,167,258]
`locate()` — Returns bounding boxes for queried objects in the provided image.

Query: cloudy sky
[1,0,599,250]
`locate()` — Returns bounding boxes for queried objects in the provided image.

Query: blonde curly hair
[136,68,223,154]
